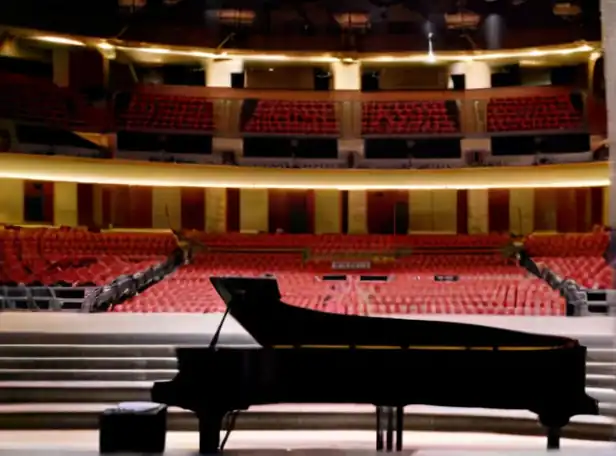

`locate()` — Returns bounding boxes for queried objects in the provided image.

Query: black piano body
[151,277,599,453]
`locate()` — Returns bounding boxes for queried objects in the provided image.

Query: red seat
[242,100,338,135]
[487,94,584,132]
[361,100,460,135]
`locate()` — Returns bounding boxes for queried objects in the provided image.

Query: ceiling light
[34,36,85,46]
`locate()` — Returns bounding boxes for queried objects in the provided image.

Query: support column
[331,60,362,154]
[205,59,244,155]
[52,48,70,88]
[205,59,244,88]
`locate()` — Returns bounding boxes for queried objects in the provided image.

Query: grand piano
[152,276,599,453]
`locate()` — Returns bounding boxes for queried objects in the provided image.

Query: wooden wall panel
[534,188,557,231]
[152,187,181,230]
[240,188,268,233]
[77,183,94,227]
[53,182,78,227]
[467,189,488,234]
[181,188,205,231]
[205,188,227,233]
[509,188,534,235]
[488,189,510,233]
[347,190,367,234]
[0,178,24,224]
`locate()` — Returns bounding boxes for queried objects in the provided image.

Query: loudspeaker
[99,403,167,453]
[313,68,331,91]
[361,72,379,92]
[450,74,465,90]
[231,72,245,89]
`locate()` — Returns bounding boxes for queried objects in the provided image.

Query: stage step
[587,349,616,363]
[586,362,616,375]
[0,369,177,382]
[0,357,177,370]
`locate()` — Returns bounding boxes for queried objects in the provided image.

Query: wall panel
[181,188,205,231]
[54,182,78,227]
[409,190,433,232]
[534,188,557,231]
[509,188,534,234]
[456,190,468,234]
[77,183,94,227]
[0,178,24,224]
[152,187,181,230]
[205,188,227,233]
[347,190,367,234]
[226,188,240,232]
[314,190,340,234]
[432,190,457,233]
[128,186,153,228]
[574,188,591,233]
[488,189,510,233]
[268,189,290,233]
[23,181,54,224]
[240,188,268,233]
[366,191,408,234]
[111,185,130,228]
[590,186,604,227]
[467,189,488,234]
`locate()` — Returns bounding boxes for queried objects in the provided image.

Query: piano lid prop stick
[376,406,384,451]
[209,307,231,350]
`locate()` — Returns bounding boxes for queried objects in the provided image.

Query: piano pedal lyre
[376,406,404,452]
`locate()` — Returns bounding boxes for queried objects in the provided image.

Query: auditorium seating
[361,100,460,135]
[117,234,564,314]
[524,232,610,289]
[116,92,215,131]
[0,228,175,286]
[0,72,105,128]
[487,95,584,132]
[242,100,338,135]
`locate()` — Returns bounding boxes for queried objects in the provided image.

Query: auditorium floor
[0,430,613,453]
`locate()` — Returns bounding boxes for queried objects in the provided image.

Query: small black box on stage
[99,402,168,453]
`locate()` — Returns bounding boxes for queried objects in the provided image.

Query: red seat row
[361,101,460,135]
[0,228,174,286]
[243,100,338,135]
[487,95,584,132]
[118,92,215,132]
[0,72,105,129]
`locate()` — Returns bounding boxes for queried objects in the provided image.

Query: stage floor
[0,430,613,453]
[1,313,613,337]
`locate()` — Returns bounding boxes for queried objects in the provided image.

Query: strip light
[0,160,608,191]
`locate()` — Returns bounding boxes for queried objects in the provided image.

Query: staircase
[0,334,612,435]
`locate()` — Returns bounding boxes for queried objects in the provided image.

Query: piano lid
[210,276,576,350]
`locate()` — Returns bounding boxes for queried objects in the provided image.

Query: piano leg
[375,406,403,452]
[386,407,394,451]
[546,427,560,451]
[197,411,224,454]
[376,406,385,451]
[395,406,404,451]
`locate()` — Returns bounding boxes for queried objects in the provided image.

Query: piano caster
[197,411,225,454]
[376,406,404,452]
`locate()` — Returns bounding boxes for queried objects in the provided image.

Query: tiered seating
[118,233,563,314]
[242,100,338,135]
[524,232,610,289]
[118,92,215,131]
[361,101,459,135]
[0,228,175,286]
[487,95,584,132]
[0,72,104,128]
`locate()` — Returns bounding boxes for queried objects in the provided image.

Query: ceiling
[0,0,600,53]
